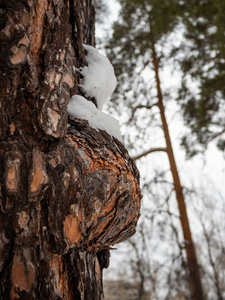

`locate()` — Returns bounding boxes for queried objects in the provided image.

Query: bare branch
[128,102,159,123]
[132,147,167,160]
[206,128,225,146]
[137,60,151,76]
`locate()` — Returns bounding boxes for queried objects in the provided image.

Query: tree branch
[132,147,167,161]
[206,128,225,146]
[137,60,151,76]
[128,102,159,123]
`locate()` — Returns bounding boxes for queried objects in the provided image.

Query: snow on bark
[78,44,117,110]
[68,95,122,142]
[69,44,120,141]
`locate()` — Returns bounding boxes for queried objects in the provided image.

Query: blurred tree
[94,0,109,24]
[110,183,225,300]
[106,0,204,299]
[175,0,225,155]
[189,190,225,300]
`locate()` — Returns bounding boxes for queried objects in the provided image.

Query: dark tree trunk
[0,1,141,299]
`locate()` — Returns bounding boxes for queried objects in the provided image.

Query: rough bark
[0,0,141,299]
[150,34,204,300]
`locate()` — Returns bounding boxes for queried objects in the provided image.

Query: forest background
[96,1,225,299]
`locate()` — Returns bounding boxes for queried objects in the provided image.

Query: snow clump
[68,95,122,142]
[68,44,122,142]
[79,44,117,110]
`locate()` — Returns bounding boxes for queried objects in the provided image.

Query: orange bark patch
[49,70,56,89]
[63,215,82,245]
[49,157,57,168]
[5,158,20,193]
[62,164,79,189]
[95,257,101,281]
[61,73,74,88]
[30,169,46,193]
[29,150,48,194]
[49,255,72,299]
[6,164,17,192]
[50,256,64,297]
[11,255,35,298]
[29,0,48,63]
[18,36,29,47]
[10,122,16,135]
[10,45,27,65]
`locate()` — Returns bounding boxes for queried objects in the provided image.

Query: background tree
[189,188,225,300]
[105,1,204,299]
[174,0,225,155]
[105,179,225,299]
[0,0,141,298]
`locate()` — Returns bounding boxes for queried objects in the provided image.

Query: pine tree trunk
[0,1,141,299]
[150,37,204,300]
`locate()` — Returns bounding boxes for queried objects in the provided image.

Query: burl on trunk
[0,0,141,299]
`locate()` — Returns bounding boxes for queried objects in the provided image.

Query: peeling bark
[0,0,141,299]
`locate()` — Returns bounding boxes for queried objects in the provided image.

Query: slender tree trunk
[150,38,204,300]
[0,1,141,299]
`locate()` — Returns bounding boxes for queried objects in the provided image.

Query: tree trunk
[0,1,141,299]
[150,37,204,300]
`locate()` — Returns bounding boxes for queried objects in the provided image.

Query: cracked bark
[0,1,141,299]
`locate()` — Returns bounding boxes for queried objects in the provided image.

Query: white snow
[79,44,117,110]
[68,95,122,142]
[68,44,121,142]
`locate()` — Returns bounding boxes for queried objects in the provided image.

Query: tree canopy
[176,0,225,154]
[107,0,225,156]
